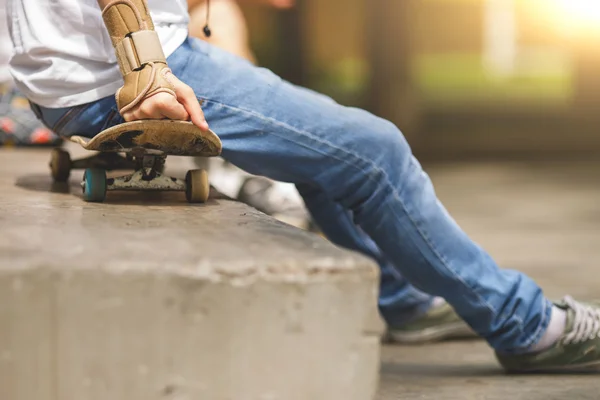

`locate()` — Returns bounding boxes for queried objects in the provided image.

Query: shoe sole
[386,321,478,344]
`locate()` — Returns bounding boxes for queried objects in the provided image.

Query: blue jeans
[33,37,551,353]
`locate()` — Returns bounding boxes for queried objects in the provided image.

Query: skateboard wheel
[185,169,210,203]
[82,168,107,203]
[50,148,71,182]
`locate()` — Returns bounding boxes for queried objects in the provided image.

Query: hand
[121,72,209,131]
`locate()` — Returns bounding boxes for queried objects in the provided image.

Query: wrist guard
[101,0,176,114]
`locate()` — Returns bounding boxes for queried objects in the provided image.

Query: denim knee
[341,114,414,184]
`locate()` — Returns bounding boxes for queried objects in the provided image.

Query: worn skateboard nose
[69,119,222,157]
[50,120,220,203]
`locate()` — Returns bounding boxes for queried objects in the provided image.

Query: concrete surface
[0,148,381,400]
[378,160,600,400]
[2,147,600,400]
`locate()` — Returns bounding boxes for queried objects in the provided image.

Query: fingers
[154,95,190,120]
[121,72,209,132]
[122,93,190,122]
[168,73,210,131]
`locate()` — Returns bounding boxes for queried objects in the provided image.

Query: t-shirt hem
[23,81,123,109]
[24,27,189,109]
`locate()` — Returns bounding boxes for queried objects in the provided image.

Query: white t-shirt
[0,0,14,83]
[6,0,190,108]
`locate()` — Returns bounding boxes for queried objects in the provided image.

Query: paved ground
[3,147,600,399]
[378,160,600,400]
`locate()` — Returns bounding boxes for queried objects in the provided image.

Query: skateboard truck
[49,120,221,203]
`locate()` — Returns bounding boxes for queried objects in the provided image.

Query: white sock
[431,297,446,309]
[528,306,567,353]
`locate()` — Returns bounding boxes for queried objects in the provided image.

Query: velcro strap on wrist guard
[115,30,166,75]
[101,0,176,114]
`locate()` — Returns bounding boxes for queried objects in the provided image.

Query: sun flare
[555,0,600,23]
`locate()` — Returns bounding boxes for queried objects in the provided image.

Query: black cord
[203,0,212,37]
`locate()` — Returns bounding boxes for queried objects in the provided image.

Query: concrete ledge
[0,149,382,400]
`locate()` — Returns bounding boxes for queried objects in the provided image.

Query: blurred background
[241,0,600,161]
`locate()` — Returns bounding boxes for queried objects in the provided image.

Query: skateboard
[49,120,222,203]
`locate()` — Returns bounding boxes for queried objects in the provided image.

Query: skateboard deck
[69,120,222,157]
[51,120,221,203]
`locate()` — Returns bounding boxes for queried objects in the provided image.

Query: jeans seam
[384,194,497,316]
[100,108,120,131]
[204,98,498,318]
[51,104,88,134]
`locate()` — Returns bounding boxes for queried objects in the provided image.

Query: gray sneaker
[386,301,478,344]
[496,296,600,372]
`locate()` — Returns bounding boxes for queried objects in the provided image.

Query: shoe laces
[562,296,600,345]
